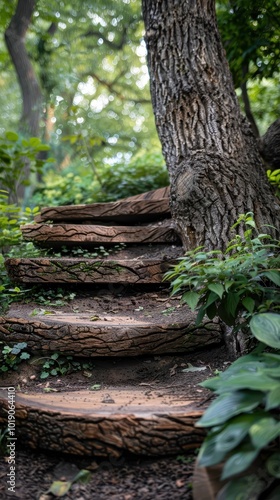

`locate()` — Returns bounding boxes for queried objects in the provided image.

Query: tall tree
[5,0,42,136]
[142,0,280,251]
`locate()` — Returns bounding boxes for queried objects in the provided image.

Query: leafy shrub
[32,151,169,206]
[0,131,52,202]
[166,213,280,332]
[31,352,94,380]
[0,193,41,313]
[0,341,30,372]
[197,312,280,499]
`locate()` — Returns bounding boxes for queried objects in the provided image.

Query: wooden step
[5,257,175,284]
[123,186,170,201]
[35,198,170,224]
[0,294,222,356]
[0,387,205,458]
[21,221,179,247]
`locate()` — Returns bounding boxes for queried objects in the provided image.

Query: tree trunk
[142,0,280,250]
[5,0,42,136]
[240,62,259,138]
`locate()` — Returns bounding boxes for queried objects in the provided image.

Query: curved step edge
[0,315,222,357]
[0,388,205,458]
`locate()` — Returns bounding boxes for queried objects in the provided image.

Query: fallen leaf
[90,315,101,321]
[46,480,72,497]
[182,363,207,373]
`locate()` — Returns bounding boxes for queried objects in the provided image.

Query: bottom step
[0,348,228,458]
[0,388,204,458]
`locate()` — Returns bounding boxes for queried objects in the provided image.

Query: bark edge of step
[0,388,205,458]
[0,311,223,357]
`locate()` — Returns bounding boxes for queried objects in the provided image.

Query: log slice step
[5,257,176,284]
[0,292,222,356]
[21,222,179,246]
[36,198,170,224]
[0,388,204,458]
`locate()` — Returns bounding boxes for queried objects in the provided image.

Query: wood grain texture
[36,198,170,223]
[5,257,175,284]
[0,388,204,457]
[123,186,170,201]
[21,222,179,246]
[0,313,222,356]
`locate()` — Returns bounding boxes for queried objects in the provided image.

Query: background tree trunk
[5,0,42,136]
[142,0,279,250]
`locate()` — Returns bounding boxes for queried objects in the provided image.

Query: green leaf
[217,475,263,500]
[51,353,60,360]
[73,469,91,484]
[250,313,280,349]
[242,297,255,314]
[226,292,240,317]
[215,414,263,453]
[205,291,220,308]
[206,301,217,320]
[197,432,227,467]
[215,372,279,392]
[266,453,280,478]
[5,131,19,141]
[182,291,200,311]
[224,280,234,292]
[266,386,280,410]
[249,418,280,449]
[197,391,264,427]
[208,283,224,299]
[221,448,259,480]
[47,480,72,496]
[262,271,280,287]
[20,352,30,360]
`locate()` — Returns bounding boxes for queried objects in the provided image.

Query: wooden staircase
[0,188,223,458]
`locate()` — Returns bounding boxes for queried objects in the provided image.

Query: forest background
[0,0,279,209]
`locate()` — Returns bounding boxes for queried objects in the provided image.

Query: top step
[35,187,171,224]
[36,199,170,224]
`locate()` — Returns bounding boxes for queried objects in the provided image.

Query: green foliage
[26,287,76,308]
[32,151,168,206]
[0,189,41,313]
[216,0,280,86]
[0,131,51,201]
[0,191,22,249]
[196,313,280,497]
[267,169,280,198]
[31,353,94,380]
[166,213,280,330]
[0,342,30,373]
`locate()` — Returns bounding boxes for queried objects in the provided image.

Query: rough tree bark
[142,0,280,250]
[5,0,42,136]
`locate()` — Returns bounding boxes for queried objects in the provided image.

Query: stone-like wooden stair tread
[5,257,176,284]
[21,221,178,246]
[0,299,222,356]
[123,186,170,201]
[36,198,170,223]
[0,387,204,457]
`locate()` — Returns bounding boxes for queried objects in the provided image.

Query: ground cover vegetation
[0,0,280,497]
[167,216,280,497]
